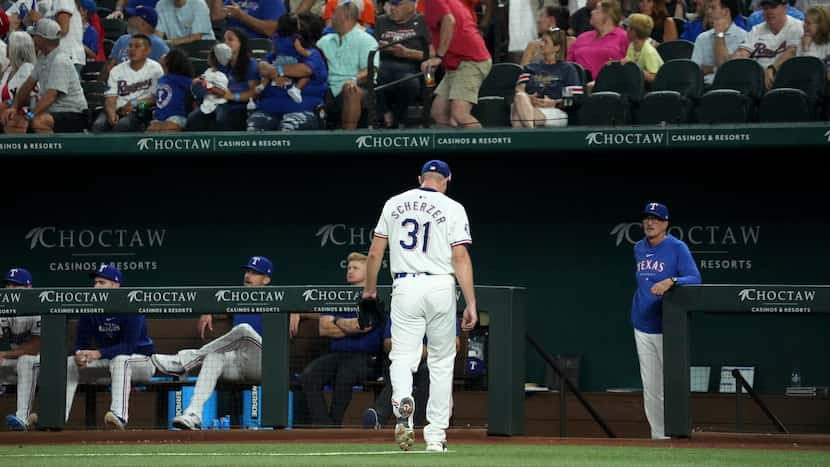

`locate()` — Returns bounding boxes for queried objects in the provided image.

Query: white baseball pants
[179,323,262,418]
[634,328,666,439]
[0,355,40,420]
[65,354,154,423]
[389,274,457,445]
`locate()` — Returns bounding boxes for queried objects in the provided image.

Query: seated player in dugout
[299,252,384,427]
[151,256,307,430]
[64,264,156,430]
[1,268,41,431]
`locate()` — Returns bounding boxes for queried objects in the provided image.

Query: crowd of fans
[0,0,827,133]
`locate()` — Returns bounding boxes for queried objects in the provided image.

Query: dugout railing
[663,284,830,438]
[1,285,526,434]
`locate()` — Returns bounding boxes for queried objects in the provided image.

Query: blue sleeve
[304,50,328,82]
[98,316,144,360]
[74,317,93,352]
[109,36,128,60]
[675,242,702,286]
[84,27,99,53]
[254,0,283,21]
[246,59,260,82]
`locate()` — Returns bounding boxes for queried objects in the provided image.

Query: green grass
[0,443,827,467]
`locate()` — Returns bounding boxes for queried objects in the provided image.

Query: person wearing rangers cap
[1,267,42,431]
[152,256,299,430]
[61,263,156,430]
[630,202,701,439]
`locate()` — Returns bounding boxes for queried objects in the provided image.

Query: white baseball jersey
[739,16,803,68]
[0,316,41,349]
[48,0,86,66]
[374,187,471,276]
[106,59,164,108]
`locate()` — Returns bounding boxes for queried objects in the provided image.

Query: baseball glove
[357,297,386,330]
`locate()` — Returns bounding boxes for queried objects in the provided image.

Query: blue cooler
[168,376,218,429]
[242,385,293,429]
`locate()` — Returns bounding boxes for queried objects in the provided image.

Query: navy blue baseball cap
[642,202,669,221]
[421,160,451,178]
[89,263,123,283]
[242,256,273,277]
[124,5,158,28]
[3,268,32,286]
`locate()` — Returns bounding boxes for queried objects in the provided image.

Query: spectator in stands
[147,48,193,131]
[25,0,87,74]
[374,0,430,128]
[521,6,576,66]
[108,0,161,19]
[79,0,100,63]
[667,0,687,19]
[1,19,88,133]
[152,256,288,430]
[223,0,284,39]
[637,0,678,42]
[568,0,628,83]
[691,0,747,85]
[622,13,663,82]
[300,252,384,428]
[421,0,492,128]
[185,26,257,130]
[797,0,830,14]
[248,14,328,131]
[680,0,710,41]
[103,6,169,80]
[747,0,803,28]
[798,4,830,79]
[0,31,36,122]
[322,0,376,31]
[155,0,216,47]
[93,34,162,132]
[1,268,41,432]
[316,0,378,130]
[0,10,11,73]
[511,27,579,128]
[732,0,802,89]
[570,0,599,36]
[65,264,156,430]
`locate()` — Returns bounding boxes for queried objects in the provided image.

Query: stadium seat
[698,58,764,123]
[577,61,643,125]
[571,61,589,86]
[189,58,210,76]
[101,18,127,41]
[656,40,694,62]
[81,61,105,82]
[97,0,117,10]
[471,62,523,127]
[82,81,107,128]
[178,39,218,60]
[103,38,116,58]
[250,38,274,59]
[637,59,703,124]
[760,56,826,121]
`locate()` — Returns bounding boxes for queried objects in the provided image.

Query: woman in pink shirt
[567,0,629,82]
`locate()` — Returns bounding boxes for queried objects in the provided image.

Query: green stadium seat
[177,39,218,60]
[637,59,703,124]
[656,39,694,62]
[577,61,643,125]
[471,62,523,127]
[698,58,764,124]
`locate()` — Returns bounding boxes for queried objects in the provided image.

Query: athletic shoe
[151,354,185,376]
[425,441,448,452]
[394,397,415,451]
[6,414,28,431]
[362,408,381,429]
[172,412,202,430]
[104,411,126,430]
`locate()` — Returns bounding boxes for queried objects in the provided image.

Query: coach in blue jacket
[631,202,701,439]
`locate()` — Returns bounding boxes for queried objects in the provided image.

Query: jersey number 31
[400,218,431,253]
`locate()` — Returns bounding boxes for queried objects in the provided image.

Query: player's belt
[393,272,433,279]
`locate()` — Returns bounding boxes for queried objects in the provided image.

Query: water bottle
[790,368,802,387]
[246,98,256,118]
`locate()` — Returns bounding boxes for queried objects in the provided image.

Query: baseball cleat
[425,441,448,452]
[361,408,381,430]
[394,397,415,451]
[6,415,28,431]
[151,354,185,376]
[104,411,126,430]
[172,413,201,430]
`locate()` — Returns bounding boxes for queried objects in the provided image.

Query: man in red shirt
[421,0,491,128]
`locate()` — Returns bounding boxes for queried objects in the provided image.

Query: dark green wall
[3,150,827,393]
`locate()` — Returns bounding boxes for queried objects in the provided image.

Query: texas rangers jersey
[106,59,164,108]
[374,187,471,276]
[738,16,803,68]
[0,317,41,348]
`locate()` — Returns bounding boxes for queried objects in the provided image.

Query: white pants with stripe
[178,323,262,418]
[634,329,666,439]
[389,274,457,445]
[0,355,40,420]
[65,354,154,423]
